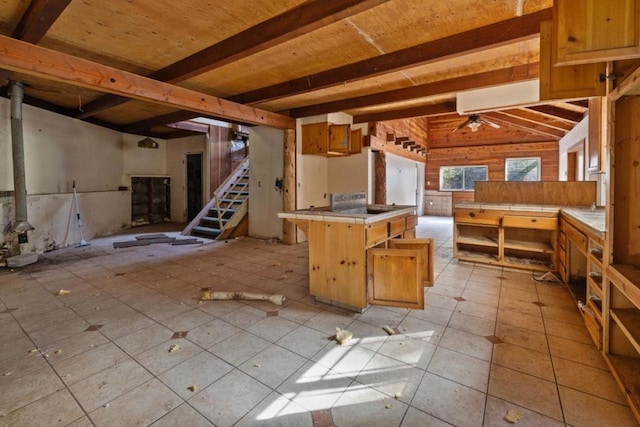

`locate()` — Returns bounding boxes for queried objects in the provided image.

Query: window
[505,158,540,181]
[440,165,488,191]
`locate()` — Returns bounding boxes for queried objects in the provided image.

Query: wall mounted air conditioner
[456,79,540,114]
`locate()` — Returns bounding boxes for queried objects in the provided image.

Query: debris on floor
[335,327,353,345]
[504,409,523,423]
[113,234,203,248]
[533,271,561,284]
[382,325,395,335]
[201,290,286,305]
[394,392,403,400]
[57,289,70,296]
[187,385,197,392]
[168,344,181,353]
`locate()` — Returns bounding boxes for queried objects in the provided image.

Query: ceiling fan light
[468,121,480,132]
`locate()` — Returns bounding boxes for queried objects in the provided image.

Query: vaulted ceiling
[0,0,586,144]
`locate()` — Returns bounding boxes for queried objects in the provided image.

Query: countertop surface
[277,204,417,224]
[455,202,606,236]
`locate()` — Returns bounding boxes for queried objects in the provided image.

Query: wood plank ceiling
[0,0,586,145]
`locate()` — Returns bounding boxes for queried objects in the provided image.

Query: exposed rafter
[482,112,565,139]
[498,108,575,132]
[120,110,204,134]
[0,35,295,129]
[353,102,456,124]
[290,63,540,118]
[525,105,585,123]
[74,0,391,119]
[12,0,72,43]
[230,8,551,105]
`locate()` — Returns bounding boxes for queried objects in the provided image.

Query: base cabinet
[305,213,433,311]
[453,207,557,272]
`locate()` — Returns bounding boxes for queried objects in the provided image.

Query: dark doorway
[186,153,203,221]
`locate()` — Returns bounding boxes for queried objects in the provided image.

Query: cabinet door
[329,124,350,154]
[367,248,424,309]
[540,21,606,100]
[554,0,640,66]
[301,122,328,154]
[389,238,434,286]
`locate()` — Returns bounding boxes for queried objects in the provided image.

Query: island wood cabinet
[454,207,558,272]
[284,209,432,311]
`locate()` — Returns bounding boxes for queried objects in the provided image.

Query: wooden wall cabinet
[540,20,606,101]
[301,122,354,156]
[554,0,640,66]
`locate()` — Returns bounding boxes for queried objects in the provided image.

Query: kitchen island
[278,204,433,311]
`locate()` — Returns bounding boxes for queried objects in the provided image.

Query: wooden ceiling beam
[291,63,539,118]
[353,102,456,123]
[12,0,72,43]
[0,0,72,86]
[231,8,551,105]
[0,35,295,129]
[525,104,585,123]
[74,0,391,119]
[499,108,575,132]
[482,112,565,139]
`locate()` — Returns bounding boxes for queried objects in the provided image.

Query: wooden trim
[231,9,551,105]
[0,35,295,130]
[609,63,640,101]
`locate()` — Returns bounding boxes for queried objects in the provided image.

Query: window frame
[439,165,488,192]
[505,157,541,182]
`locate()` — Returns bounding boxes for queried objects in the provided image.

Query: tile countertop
[277,204,417,225]
[455,202,606,237]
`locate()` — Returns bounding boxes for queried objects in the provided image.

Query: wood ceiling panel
[92,100,188,126]
[253,41,539,113]
[184,1,548,98]
[41,0,305,72]
[7,73,103,110]
[0,0,28,34]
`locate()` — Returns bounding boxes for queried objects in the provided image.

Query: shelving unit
[453,207,558,272]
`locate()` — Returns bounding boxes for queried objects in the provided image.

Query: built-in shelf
[503,239,554,254]
[456,249,499,262]
[457,235,499,248]
[605,354,640,419]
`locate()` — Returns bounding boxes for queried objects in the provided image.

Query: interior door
[186,153,203,221]
[367,248,424,309]
[388,238,434,286]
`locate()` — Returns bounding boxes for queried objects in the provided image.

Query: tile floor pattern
[0,217,637,426]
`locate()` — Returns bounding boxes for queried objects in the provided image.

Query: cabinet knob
[531,218,537,223]
[469,212,476,218]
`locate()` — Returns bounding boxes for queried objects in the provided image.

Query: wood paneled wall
[425,141,559,192]
[370,118,429,145]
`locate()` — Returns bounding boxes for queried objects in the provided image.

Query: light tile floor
[0,217,637,426]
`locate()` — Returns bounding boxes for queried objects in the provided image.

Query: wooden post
[374,151,386,204]
[282,128,296,244]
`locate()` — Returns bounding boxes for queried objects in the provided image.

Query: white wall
[558,116,605,205]
[0,97,199,253]
[385,153,424,214]
[249,126,284,240]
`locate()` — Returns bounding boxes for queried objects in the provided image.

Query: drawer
[454,209,501,225]
[562,221,587,253]
[366,221,388,246]
[405,215,418,229]
[502,215,557,230]
[389,217,406,237]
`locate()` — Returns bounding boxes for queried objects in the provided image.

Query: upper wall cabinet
[540,21,607,100]
[554,0,640,65]
[302,122,357,156]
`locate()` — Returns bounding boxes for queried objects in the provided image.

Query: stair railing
[181,156,249,236]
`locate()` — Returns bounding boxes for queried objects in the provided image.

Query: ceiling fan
[452,114,501,133]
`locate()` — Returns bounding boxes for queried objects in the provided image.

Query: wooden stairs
[182,157,249,240]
